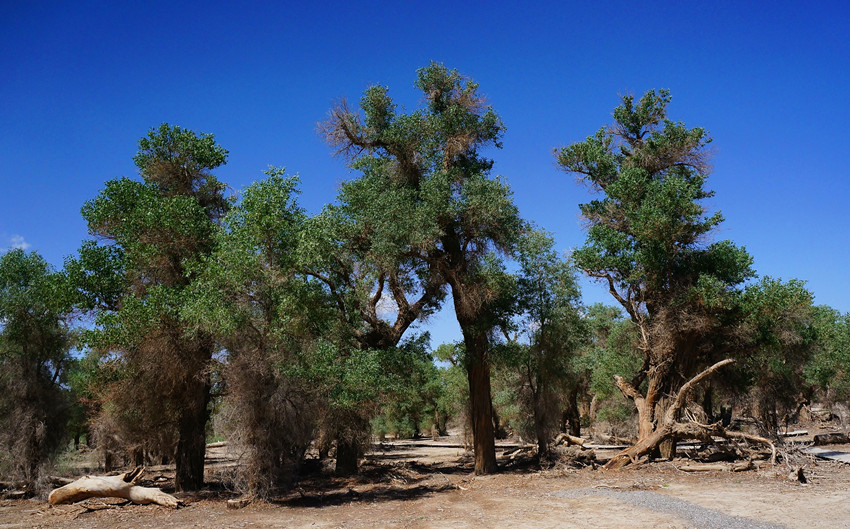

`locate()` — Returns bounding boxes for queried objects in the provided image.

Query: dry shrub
[219,351,317,498]
[87,326,192,469]
[0,359,69,490]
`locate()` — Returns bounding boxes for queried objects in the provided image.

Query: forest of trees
[2,64,849,498]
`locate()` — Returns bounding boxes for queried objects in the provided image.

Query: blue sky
[1,1,848,346]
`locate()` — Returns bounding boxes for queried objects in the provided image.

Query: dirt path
[3,440,849,528]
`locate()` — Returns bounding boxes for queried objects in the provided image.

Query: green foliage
[323,61,523,317]
[806,306,850,401]
[490,228,586,451]
[730,277,816,429]
[134,123,230,219]
[184,168,312,342]
[557,90,754,316]
[370,336,444,438]
[0,249,74,484]
[575,304,642,401]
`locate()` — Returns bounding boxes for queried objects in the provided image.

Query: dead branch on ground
[48,466,180,508]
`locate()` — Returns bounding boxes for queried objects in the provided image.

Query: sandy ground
[3,438,849,529]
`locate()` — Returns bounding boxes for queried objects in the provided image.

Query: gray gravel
[552,488,786,529]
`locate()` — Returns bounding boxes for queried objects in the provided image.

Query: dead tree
[605,359,775,469]
[48,467,179,508]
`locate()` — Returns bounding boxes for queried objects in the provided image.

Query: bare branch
[665,358,735,423]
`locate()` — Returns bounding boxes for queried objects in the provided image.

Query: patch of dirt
[4,438,850,528]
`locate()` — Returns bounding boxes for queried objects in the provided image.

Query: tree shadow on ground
[275,482,458,508]
[273,458,475,507]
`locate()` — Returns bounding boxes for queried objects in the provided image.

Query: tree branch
[665,358,735,423]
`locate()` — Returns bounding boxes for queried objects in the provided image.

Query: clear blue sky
[2,1,848,347]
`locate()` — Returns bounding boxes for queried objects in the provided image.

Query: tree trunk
[465,333,497,474]
[436,410,448,437]
[702,382,714,423]
[564,386,581,437]
[104,450,115,472]
[335,439,360,475]
[174,366,211,492]
[443,240,498,475]
[589,395,599,423]
[658,438,676,459]
[132,447,145,467]
[535,408,549,459]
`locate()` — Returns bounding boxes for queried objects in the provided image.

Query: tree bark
[535,404,549,459]
[48,467,179,508]
[132,447,145,467]
[563,386,582,437]
[658,438,676,459]
[334,438,360,476]
[174,358,211,492]
[702,382,714,423]
[465,333,497,474]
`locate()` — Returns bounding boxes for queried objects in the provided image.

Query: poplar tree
[556,91,755,464]
[322,63,522,474]
[74,124,229,490]
[0,249,73,487]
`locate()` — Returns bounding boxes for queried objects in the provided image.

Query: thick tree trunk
[335,439,360,475]
[174,363,211,492]
[443,235,498,475]
[465,333,497,474]
[658,438,676,459]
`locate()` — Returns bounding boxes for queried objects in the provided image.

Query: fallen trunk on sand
[48,466,179,508]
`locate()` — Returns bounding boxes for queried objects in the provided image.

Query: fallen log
[677,460,753,472]
[48,466,179,508]
[813,432,850,446]
[781,430,808,438]
[554,433,586,447]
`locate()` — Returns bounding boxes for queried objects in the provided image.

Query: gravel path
[552,488,786,529]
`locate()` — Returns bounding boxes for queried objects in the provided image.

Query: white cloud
[9,235,31,250]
